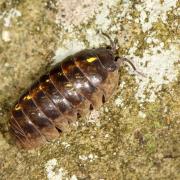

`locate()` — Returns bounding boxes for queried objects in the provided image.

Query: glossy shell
[9,47,119,149]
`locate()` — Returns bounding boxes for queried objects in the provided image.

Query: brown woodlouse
[9,33,140,149]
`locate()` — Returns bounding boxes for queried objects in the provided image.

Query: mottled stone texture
[0,0,179,179]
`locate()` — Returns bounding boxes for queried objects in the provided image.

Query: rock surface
[0,0,179,179]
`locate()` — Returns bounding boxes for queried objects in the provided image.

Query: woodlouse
[9,33,140,149]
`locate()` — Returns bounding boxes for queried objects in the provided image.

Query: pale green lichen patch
[0,0,179,179]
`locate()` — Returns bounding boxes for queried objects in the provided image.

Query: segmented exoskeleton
[9,33,139,149]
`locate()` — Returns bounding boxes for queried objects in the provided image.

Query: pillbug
[9,33,141,149]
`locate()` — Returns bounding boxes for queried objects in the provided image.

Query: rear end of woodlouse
[9,34,137,149]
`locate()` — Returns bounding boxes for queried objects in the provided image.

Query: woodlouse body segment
[9,35,126,149]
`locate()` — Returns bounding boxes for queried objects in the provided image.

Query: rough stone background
[0,0,179,179]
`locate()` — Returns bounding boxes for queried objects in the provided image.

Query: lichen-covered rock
[0,0,179,179]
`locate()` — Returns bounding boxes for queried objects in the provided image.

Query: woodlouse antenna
[100,31,117,53]
[119,57,146,77]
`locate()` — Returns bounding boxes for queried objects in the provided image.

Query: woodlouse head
[102,32,145,77]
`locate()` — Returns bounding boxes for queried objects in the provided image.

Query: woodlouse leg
[10,114,33,148]
[9,121,30,149]
[89,104,94,111]
[54,117,71,132]
[102,95,106,103]
[10,126,32,149]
